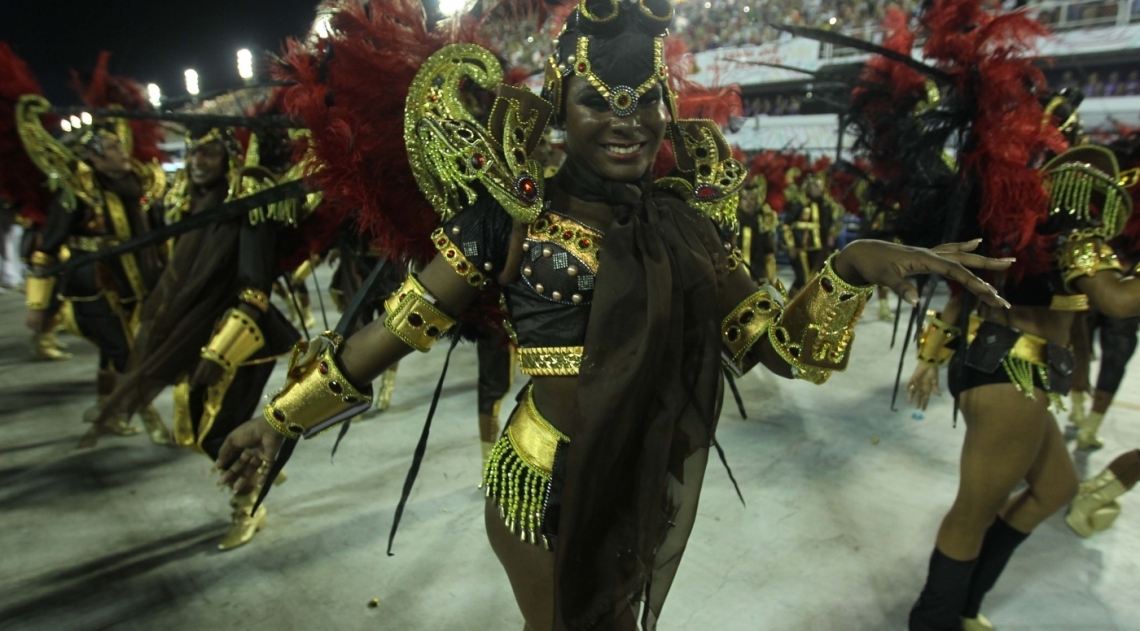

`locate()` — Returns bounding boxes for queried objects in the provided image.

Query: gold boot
[299,293,317,330]
[961,614,994,631]
[1066,468,1127,538]
[1069,390,1087,428]
[877,293,892,321]
[376,366,398,412]
[140,404,173,446]
[218,490,268,551]
[1075,411,1105,450]
[29,332,72,361]
[78,370,140,447]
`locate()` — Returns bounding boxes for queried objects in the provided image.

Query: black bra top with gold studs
[436,195,600,352]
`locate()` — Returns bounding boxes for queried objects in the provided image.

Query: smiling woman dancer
[215,1,1010,629]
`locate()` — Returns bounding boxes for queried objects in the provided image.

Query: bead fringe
[481,435,551,549]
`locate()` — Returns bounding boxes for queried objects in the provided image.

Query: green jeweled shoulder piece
[655,119,747,230]
[405,44,553,224]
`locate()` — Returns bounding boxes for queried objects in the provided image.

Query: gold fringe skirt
[481,387,568,549]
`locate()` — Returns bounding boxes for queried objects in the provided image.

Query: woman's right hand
[906,363,942,411]
[215,418,287,493]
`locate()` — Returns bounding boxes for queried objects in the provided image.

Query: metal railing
[819,0,1140,60]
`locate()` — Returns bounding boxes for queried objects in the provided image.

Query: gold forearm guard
[769,254,873,384]
[722,285,785,374]
[917,311,960,366]
[201,309,265,372]
[1059,236,1124,290]
[25,274,56,310]
[264,333,373,439]
[383,275,457,352]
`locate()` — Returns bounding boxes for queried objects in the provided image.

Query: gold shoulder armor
[655,119,746,230]
[16,95,99,211]
[164,169,191,223]
[131,158,167,204]
[405,44,552,224]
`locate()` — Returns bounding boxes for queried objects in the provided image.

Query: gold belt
[966,315,1048,366]
[518,345,583,376]
[482,387,568,548]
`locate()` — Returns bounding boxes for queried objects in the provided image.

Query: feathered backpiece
[838,0,1067,269]
[0,42,53,226]
[748,150,793,213]
[72,52,166,164]
[276,0,485,263]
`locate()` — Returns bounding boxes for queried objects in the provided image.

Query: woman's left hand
[833,239,1013,309]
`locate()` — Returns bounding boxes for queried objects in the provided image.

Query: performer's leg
[961,412,1074,622]
[1079,315,1140,449]
[789,249,808,294]
[1067,449,1140,537]
[1069,313,1092,428]
[477,337,513,462]
[74,298,139,444]
[198,361,278,551]
[911,384,1070,630]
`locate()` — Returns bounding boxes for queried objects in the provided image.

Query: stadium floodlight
[80,112,93,126]
[147,83,162,108]
[185,69,200,95]
[69,115,82,129]
[237,49,254,80]
[313,13,332,39]
[438,0,471,16]
[829,16,838,24]
[743,6,750,13]
[704,1,712,8]
[61,119,72,132]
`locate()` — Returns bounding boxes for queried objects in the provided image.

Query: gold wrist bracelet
[383,275,457,352]
[722,285,785,372]
[28,251,56,267]
[264,333,373,439]
[238,288,270,313]
[769,253,873,384]
[201,309,265,372]
[917,311,960,366]
[24,274,56,310]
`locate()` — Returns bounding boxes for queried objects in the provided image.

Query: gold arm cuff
[721,285,784,370]
[383,275,457,352]
[917,311,960,366]
[28,251,56,267]
[518,346,583,376]
[264,333,373,439]
[432,227,492,288]
[769,253,873,383]
[1050,294,1089,311]
[201,309,266,372]
[238,288,270,313]
[1060,236,1125,290]
[25,274,55,310]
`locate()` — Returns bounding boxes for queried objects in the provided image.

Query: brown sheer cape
[553,160,727,630]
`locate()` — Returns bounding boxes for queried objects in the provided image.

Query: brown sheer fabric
[97,182,295,419]
[554,159,727,630]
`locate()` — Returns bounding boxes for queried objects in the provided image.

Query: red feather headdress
[0,42,54,227]
[72,52,167,164]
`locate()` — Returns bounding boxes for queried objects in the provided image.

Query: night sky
[0,0,322,106]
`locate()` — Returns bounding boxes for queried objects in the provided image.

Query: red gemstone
[516,176,538,202]
[446,249,456,258]
[694,185,719,201]
[579,238,591,248]
[318,361,329,375]
[456,261,468,272]
[563,230,574,239]
[470,153,485,169]
[576,63,587,73]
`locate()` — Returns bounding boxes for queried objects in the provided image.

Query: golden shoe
[878,295,892,321]
[1075,411,1105,450]
[218,490,268,551]
[961,613,994,631]
[140,405,173,446]
[1066,468,1128,538]
[29,332,72,361]
[1068,391,1087,427]
[376,366,398,411]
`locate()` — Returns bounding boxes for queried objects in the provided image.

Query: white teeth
[606,143,643,155]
